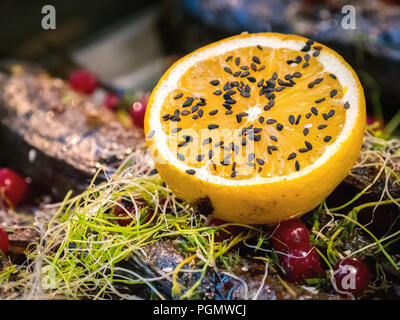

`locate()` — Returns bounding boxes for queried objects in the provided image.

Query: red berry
[0,225,9,255]
[114,199,150,226]
[206,217,240,242]
[272,219,310,253]
[104,93,119,111]
[130,94,149,128]
[0,168,27,208]
[69,69,97,94]
[280,244,325,283]
[332,258,370,298]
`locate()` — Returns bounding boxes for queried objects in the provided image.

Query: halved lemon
[145,32,365,224]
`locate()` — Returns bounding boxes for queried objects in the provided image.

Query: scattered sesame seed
[231,171,237,178]
[182,97,194,107]
[329,73,337,79]
[302,62,309,68]
[330,89,338,98]
[196,154,205,162]
[266,119,277,124]
[315,98,326,104]
[174,93,183,99]
[226,55,233,62]
[305,141,313,150]
[344,101,350,109]
[270,135,278,142]
[318,124,327,130]
[224,67,232,74]
[295,161,300,171]
[313,50,320,57]
[210,79,219,86]
[287,153,296,160]
[208,150,214,159]
[252,56,261,64]
[256,158,265,165]
[171,127,182,133]
[235,57,240,66]
[147,130,155,138]
[289,115,295,125]
[213,90,222,96]
[324,136,332,142]
[258,116,265,123]
[186,169,196,175]
[303,128,309,136]
[305,113,312,119]
[276,123,283,131]
[208,124,219,130]
[203,137,212,145]
[311,107,318,115]
[177,153,185,161]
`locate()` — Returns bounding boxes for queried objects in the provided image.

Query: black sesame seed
[303,128,309,136]
[315,78,323,84]
[233,71,242,77]
[257,44,263,50]
[196,154,205,162]
[215,141,224,147]
[324,136,332,142]
[302,62,309,68]
[344,101,350,109]
[306,39,315,46]
[225,98,236,105]
[209,109,218,116]
[241,138,247,146]
[178,141,188,147]
[191,105,199,113]
[254,134,261,142]
[257,79,264,87]
[225,110,233,115]
[235,57,240,66]
[313,50,320,57]
[220,159,231,166]
[258,65,265,71]
[241,71,250,77]
[295,161,300,171]
[299,148,308,153]
[181,110,190,116]
[236,114,242,124]
[226,55,233,62]
[186,169,196,175]
[171,127,182,133]
[305,113,312,119]
[270,135,278,142]
[250,63,257,72]
[258,116,265,124]
[231,171,237,178]
[147,130,155,139]
[223,82,231,91]
[275,86,285,92]
[315,98,326,104]
[276,123,283,131]
[308,81,315,89]
[252,56,261,64]
[247,76,256,83]
[177,153,185,161]
[305,141,313,150]
[203,137,212,145]
[311,107,318,115]
[318,124,327,130]
[182,97,194,107]
[266,119,277,124]
[224,67,232,74]
[213,90,222,96]
[313,45,322,51]
[210,79,219,86]
[328,109,335,118]
[241,92,250,98]
[304,54,310,61]
[174,93,183,99]
[256,158,265,165]
[301,45,311,52]
[330,89,338,98]
[287,153,296,160]
[222,103,232,110]
[208,150,214,159]
[295,115,301,125]
[322,113,328,120]
[240,66,249,70]
[211,160,217,170]
[329,73,337,80]
[208,124,219,130]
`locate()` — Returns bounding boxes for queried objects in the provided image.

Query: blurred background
[0,0,399,130]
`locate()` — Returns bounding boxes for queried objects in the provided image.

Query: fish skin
[0,72,144,199]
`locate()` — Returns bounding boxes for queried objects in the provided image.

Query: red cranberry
[206,217,240,242]
[69,69,97,94]
[130,94,149,128]
[0,226,9,255]
[104,93,119,111]
[272,219,310,253]
[332,258,370,298]
[0,168,27,208]
[280,244,325,283]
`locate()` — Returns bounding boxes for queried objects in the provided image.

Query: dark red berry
[206,217,240,242]
[69,69,97,94]
[130,95,149,128]
[114,199,150,226]
[332,258,370,298]
[272,219,310,253]
[104,93,119,111]
[0,225,9,255]
[0,168,27,208]
[280,244,325,283]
